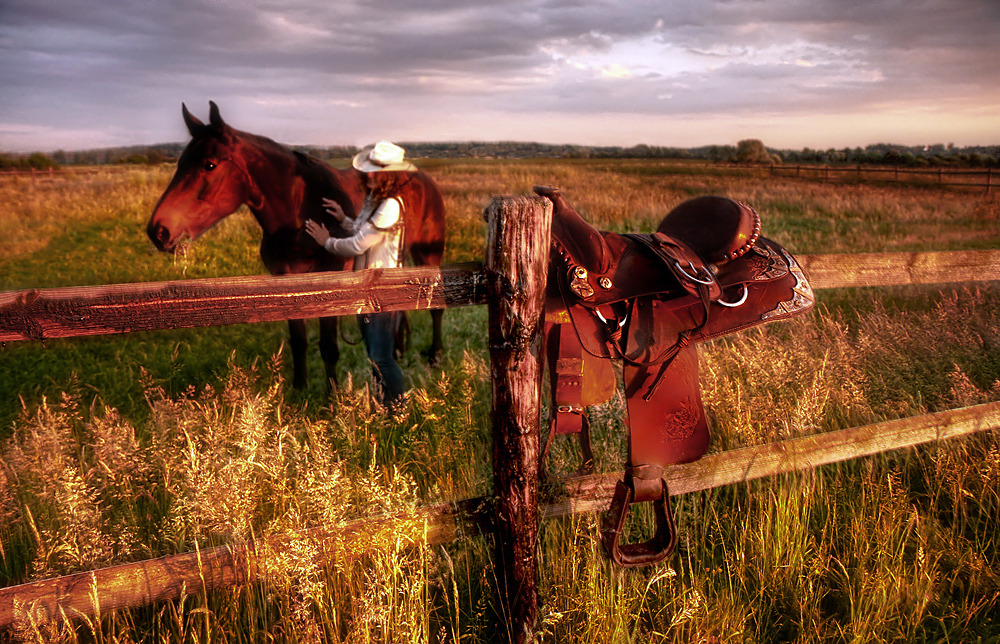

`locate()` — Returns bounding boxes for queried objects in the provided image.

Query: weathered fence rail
[0,263,486,343]
[4,250,999,344]
[797,249,1000,289]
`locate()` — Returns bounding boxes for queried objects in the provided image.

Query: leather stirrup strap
[552,323,585,436]
[542,323,596,475]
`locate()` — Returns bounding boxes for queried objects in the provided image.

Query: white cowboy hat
[352,140,417,173]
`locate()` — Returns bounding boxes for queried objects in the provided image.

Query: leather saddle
[537,186,815,567]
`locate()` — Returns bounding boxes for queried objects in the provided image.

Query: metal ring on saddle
[595,308,628,328]
[715,284,749,308]
[673,259,716,286]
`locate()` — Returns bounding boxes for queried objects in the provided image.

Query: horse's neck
[236,134,303,234]
[236,133,364,236]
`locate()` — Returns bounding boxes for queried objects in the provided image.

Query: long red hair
[367,171,417,201]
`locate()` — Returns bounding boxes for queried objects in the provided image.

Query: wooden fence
[768,163,995,192]
[3,164,995,193]
[2,197,1000,641]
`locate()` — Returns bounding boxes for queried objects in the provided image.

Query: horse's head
[147,102,254,252]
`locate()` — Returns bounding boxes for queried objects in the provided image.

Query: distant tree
[735,139,772,164]
[27,152,56,169]
[708,145,736,162]
[146,149,165,165]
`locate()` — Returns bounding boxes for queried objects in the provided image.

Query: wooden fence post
[484,195,552,644]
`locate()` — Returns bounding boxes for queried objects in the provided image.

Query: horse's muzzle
[147,221,174,252]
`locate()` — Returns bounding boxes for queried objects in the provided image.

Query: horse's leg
[426,309,444,367]
[288,318,309,389]
[319,316,340,392]
[408,230,445,367]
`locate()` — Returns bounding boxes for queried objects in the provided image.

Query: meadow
[1,159,999,643]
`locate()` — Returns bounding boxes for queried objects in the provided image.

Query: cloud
[1,0,998,151]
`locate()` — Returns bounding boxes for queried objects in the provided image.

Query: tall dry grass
[2,347,498,643]
[425,159,1000,262]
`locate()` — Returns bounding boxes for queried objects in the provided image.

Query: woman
[304,140,417,410]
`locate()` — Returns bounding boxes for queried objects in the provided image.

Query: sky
[1,0,999,154]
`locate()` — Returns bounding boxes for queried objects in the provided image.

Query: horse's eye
[204,161,217,172]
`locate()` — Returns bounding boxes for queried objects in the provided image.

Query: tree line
[3,139,999,169]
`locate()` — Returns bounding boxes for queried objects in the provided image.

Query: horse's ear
[182,103,205,138]
[208,101,226,131]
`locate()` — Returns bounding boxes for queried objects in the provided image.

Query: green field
[1,161,1000,642]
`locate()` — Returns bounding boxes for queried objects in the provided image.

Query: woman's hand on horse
[322,197,346,222]
[304,219,331,246]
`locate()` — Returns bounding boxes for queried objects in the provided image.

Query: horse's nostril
[148,223,172,249]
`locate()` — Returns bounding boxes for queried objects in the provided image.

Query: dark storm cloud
[1,0,998,151]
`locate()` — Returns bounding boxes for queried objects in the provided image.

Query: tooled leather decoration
[537,186,814,568]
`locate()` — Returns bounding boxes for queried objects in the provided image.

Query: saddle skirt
[537,186,814,567]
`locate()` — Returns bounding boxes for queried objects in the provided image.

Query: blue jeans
[358,311,405,407]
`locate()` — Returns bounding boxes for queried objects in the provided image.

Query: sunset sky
[2,0,999,153]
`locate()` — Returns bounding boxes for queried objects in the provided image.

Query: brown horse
[147,101,446,389]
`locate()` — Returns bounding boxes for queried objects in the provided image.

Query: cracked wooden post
[484,194,552,644]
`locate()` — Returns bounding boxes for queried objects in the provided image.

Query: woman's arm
[324,222,385,257]
[305,219,384,257]
[304,197,357,251]
[307,197,398,257]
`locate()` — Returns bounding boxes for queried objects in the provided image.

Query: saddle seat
[537,186,814,567]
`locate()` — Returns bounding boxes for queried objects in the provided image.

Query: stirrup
[600,471,678,568]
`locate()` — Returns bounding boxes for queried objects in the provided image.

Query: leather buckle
[600,475,678,568]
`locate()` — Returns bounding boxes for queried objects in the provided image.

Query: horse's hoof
[423,348,443,368]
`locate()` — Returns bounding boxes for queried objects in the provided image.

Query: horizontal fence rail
[0,263,487,343]
[767,164,995,192]
[2,251,999,343]
[2,164,993,193]
[797,249,1000,289]
[5,400,998,630]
